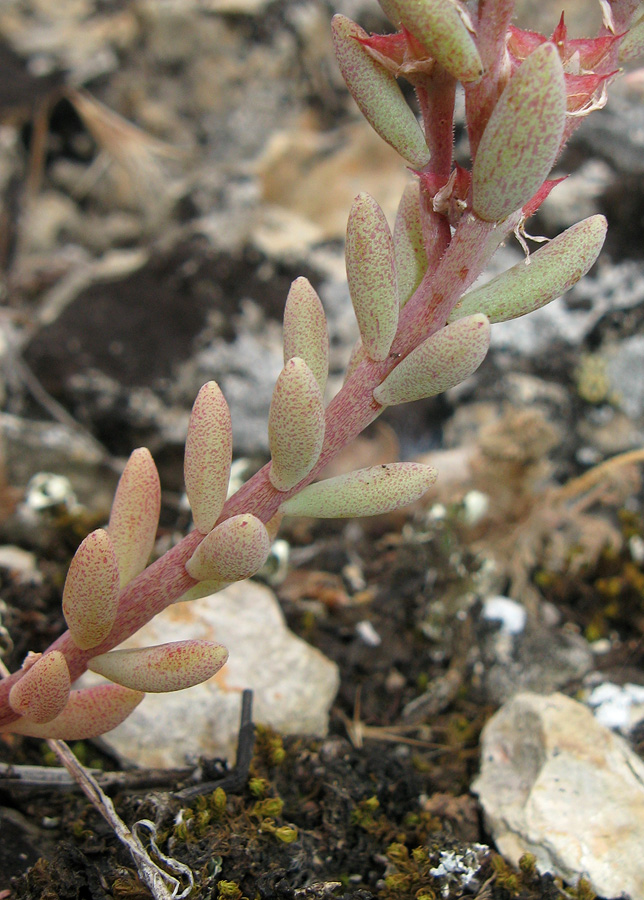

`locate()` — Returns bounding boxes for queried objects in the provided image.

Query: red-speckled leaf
[9,651,71,723]
[620,15,644,61]
[108,448,160,588]
[280,463,437,518]
[346,192,399,362]
[395,0,483,83]
[184,381,233,534]
[185,513,271,583]
[268,357,325,492]
[448,216,607,324]
[62,529,121,650]
[4,684,144,739]
[283,277,329,395]
[373,314,490,405]
[472,43,566,222]
[88,640,228,693]
[394,181,427,308]
[331,15,430,168]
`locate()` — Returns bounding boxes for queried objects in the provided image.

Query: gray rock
[79,580,340,768]
[473,692,644,900]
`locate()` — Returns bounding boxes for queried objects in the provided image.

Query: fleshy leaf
[9,651,71,724]
[373,314,490,405]
[377,0,402,26]
[280,463,437,518]
[62,529,121,650]
[331,15,431,168]
[108,447,160,588]
[394,181,428,308]
[448,216,607,324]
[472,43,566,222]
[185,513,272,583]
[88,640,228,693]
[268,357,325,492]
[394,0,484,83]
[283,277,329,396]
[4,684,144,739]
[184,381,233,534]
[346,192,399,361]
[620,14,644,61]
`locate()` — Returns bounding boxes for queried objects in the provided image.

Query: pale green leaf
[472,43,566,222]
[280,463,437,518]
[331,14,431,168]
[373,314,490,405]
[346,192,399,361]
[268,357,325,492]
[184,381,233,534]
[448,216,607,324]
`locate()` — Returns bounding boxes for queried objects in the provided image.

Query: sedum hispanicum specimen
[0,0,637,739]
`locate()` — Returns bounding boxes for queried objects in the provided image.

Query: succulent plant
[0,0,637,740]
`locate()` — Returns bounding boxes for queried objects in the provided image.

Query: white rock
[80,580,339,767]
[473,692,644,900]
[586,681,644,733]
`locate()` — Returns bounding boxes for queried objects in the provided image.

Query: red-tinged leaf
[3,684,144,739]
[283,278,329,396]
[88,640,228,693]
[472,43,566,222]
[448,215,607,325]
[373,314,490,405]
[357,31,408,67]
[565,34,620,70]
[565,72,614,112]
[184,381,233,534]
[551,12,567,47]
[108,447,160,588]
[185,513,271,583]
[268,357,325,492]
[346,192,399,361]
[279,463,437,518]
[331,15,431,168]
[395,0,483,83]
[507,25,547,61]
[9,651,70,723]
[523,177,567,219]
[62,529,121,650]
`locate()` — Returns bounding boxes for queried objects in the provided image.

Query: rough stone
[473,692,644,900]
[79,580,340,768]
